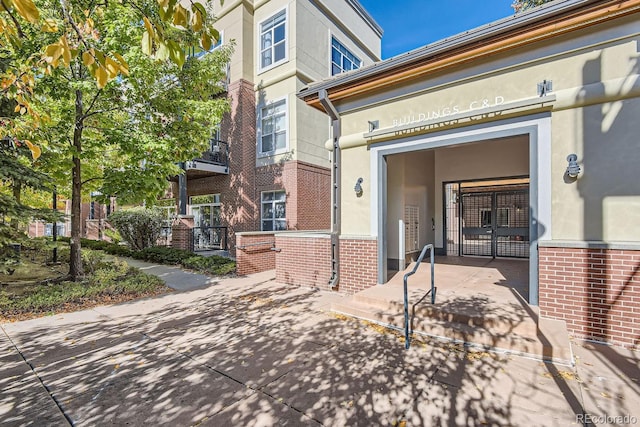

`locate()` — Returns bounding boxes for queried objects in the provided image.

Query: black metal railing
[403,244,436,350]
[195,139,228,167]
[192,226,228,252]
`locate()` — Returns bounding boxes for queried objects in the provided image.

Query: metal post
[52,187,58,263]
[178,162,187,215]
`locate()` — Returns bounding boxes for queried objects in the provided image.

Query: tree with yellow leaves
[1,0,231,280]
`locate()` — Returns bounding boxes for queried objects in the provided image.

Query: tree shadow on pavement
[0,282,597,426]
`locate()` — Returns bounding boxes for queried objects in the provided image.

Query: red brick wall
[275,234,332,289]
[172,216,194,251]
[539,246,640,348]
[184,77,330,255]
[338,238,378,294]
[236,233,276,275]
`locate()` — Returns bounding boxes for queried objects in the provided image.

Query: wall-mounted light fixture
[354,177,363,197]
[537,79,553,97]
[566,154,581,178]
[368,120,379,133]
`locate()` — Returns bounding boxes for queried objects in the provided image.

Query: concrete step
[331,300,573,365]
[352,288,539,336]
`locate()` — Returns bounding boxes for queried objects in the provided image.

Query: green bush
[108,207,164,251]
[49,237,235,276]
[181,254,236,275]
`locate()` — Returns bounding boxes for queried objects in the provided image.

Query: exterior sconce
[368,120,379,133]
[354,177,363,197]
[566,154,581,178]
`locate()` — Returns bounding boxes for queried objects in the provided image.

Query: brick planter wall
[275,233,332,289]
[338,238,378,294]
[236,232,276,275]
[539,245,640,348]
[172,216,194,252]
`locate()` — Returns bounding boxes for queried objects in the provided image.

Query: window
[259,98,287,155]
[259,9,287,70]
[45,223,65,237]
[497,208,509,228]
[480,209,492,228]
[190,194,221,228]
[331,37,361,75]
[261,191,286,231]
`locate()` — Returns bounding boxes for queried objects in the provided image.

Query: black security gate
[461,189,529,258]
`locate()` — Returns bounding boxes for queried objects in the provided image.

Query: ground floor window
[261,191,286,231]
[190,194,224,250]
[190,194,221,228]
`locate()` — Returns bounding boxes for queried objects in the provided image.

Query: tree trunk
[11,180,21,230]
[69,89,84,280]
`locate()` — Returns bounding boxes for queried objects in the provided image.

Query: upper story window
[259,9,287,71]
[331,37,361,76]
[259,98,287,155]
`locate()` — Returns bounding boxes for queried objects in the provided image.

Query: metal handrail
[403,243,436,349]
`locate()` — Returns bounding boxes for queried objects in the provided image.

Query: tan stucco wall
[333,16,640,244]
[386,150,436,262]
[340,144,371,235]
[551,97,640,241]
[249,0,381,168]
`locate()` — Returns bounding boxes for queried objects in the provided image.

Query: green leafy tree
[512,0,553,13]
[0,140,56,246]
[108,207,164,251]
[3,0,232,280]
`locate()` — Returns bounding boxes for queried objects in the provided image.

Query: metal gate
[461,189,529,258]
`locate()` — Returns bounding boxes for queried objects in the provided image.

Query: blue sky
[358,0,517,59]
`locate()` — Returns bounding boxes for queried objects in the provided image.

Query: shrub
[182,255,236,275]
[133,246,193,264]
[0,255,167,317]
[108,207,164,251]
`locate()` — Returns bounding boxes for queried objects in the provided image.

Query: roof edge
[298,0,635,105]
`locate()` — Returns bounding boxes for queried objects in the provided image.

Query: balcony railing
[185,139,229,174]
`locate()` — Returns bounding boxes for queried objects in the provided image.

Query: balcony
[185,139,229,177]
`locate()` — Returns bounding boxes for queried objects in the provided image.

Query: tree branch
[81,176,103,185]
[59,0,93,52]
[0,0,25,38]
[81,89,103,119]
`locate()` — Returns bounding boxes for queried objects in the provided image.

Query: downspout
[318,89,341,289]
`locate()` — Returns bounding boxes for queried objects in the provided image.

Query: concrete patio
[333,256,573,364]
[1,266,639,426]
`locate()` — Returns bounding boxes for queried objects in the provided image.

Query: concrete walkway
[1,268,639,426]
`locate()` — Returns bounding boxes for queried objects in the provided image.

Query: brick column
[171,215,194,251]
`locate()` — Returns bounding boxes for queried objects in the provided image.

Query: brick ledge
[538,240,640,251]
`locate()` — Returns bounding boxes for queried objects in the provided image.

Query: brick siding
[275,234,332,289]
[183,78,331,255]
[236,233,276,275]
[338,238,378,294]
[172,216,194,252]
[539,246,640,348]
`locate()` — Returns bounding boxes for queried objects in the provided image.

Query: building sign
[392,96,505,127]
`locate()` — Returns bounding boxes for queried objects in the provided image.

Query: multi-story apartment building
[169,0,382,253]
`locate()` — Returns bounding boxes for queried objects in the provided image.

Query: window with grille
[261,191,286,231]
[259,98,287,155]
[331,37,361,76]
[259,9,287,71]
